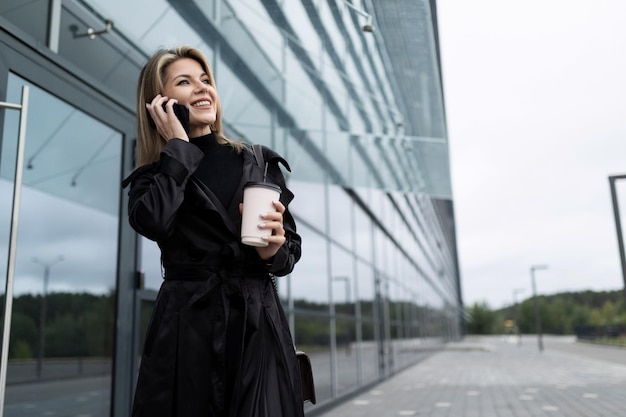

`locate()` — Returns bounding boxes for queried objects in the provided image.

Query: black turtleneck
[190,133,243,208]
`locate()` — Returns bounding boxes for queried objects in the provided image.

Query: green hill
[466,289,626,336]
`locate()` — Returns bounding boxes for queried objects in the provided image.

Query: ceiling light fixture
[70,19,113,40]
[341,0,374,33]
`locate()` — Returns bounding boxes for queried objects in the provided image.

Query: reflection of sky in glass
[80,0,209,56]
[0,74,121,296]
[3,74,122,216]
[283,1,321,67]
[290,222,329,303]
[230,0,283,66]
[217,62,272,130]
[0,181,118,296]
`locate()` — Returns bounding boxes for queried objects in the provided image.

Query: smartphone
[147,102,190,133]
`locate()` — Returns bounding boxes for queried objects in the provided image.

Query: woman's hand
[146,94,189,141]
[239,200,287,261]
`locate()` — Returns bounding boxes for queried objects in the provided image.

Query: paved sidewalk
[314,336,626,416]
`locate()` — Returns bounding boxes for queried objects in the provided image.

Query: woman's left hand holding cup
[239,200,286,262]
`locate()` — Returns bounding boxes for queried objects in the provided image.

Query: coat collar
[187,147,263,238]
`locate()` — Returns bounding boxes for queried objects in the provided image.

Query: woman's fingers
[146,95,187,141]
[254,202,287,259]
[260,202,284,234]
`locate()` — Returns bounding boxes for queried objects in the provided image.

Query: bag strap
[252,144,269,181]
[252,144,264,169]
[252,144,278,286]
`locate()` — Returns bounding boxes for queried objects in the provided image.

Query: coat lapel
[187,147,264,239]
[187,177,239,237]
[225,147,264,228]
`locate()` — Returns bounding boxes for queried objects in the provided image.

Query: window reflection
[282,0,322,65]
[327,185,352,250]
[285,133,326,184]
[352,196,372,265]
[335,317,358,394]
[355,261,373,317]
[290,222,328,304]
[285,51,323,132]
[229,0,283,67]
[330,246,352,306]
[0,73,120,417]
[218,59,273,140]
[296,317,331,405]
[0,0,49,44]
[359,320,378,384]
[324,130,350,188]
[290,180,327,237]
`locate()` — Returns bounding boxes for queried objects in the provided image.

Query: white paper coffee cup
[241,182,282,247]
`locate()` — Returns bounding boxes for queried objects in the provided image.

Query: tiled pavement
[314,336,626,416]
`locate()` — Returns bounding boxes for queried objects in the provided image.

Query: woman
[122,46,304,417]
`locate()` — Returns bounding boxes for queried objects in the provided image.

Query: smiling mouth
[192,100,211,107]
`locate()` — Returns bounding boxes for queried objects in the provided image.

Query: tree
[466,302,496,334]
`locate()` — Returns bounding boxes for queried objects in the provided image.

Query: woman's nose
[194,83,208,93]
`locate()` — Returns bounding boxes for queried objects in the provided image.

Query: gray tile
[312,336,626,417]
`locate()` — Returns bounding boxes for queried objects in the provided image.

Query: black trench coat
[122,138,304,417]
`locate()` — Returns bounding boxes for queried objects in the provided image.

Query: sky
[436,0,626,309]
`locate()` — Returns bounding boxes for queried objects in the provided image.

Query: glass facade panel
[327,185,352,249]
[352,192,372,264]
[282,1,322,65]
[0,73,120,417]
[218,2,282,102]
[289,222,328,304]
[231,0,284,67]
[335,317,357,394]
[294,315,331,402]
[217,60,273,145]
[285,51,323,132]
[318,1,346,67]
[355,261,373,316]
[324,130,350,186]
[346,98,367,134]
[58,4,143,107]
[359,319,378,384]
[285,131,326,183]
[290,180,326,236]
[330,244,353,307]
[350,139,375,190]
[0,0,49,44]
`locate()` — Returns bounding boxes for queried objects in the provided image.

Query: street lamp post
[332,276,351,304]
[608,174,626,306]
[33,255,64,378]
[530,264,548,352]
[513,288,525,345]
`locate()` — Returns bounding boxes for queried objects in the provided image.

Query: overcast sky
[437,0,626,309]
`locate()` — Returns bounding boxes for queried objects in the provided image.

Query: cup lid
[244,181,282,192]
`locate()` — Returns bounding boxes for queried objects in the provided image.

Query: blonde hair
[136,45,244,166]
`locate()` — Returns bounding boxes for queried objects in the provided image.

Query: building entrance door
[0,73,123,417]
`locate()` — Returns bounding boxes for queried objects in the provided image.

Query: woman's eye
[176,80,190,85]
[202,79,210,84]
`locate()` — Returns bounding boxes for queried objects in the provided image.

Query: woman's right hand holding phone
[146,94,189,142]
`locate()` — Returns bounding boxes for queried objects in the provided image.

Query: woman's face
[161,58,218,137]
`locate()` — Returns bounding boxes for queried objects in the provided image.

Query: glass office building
[0,0,461,415]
